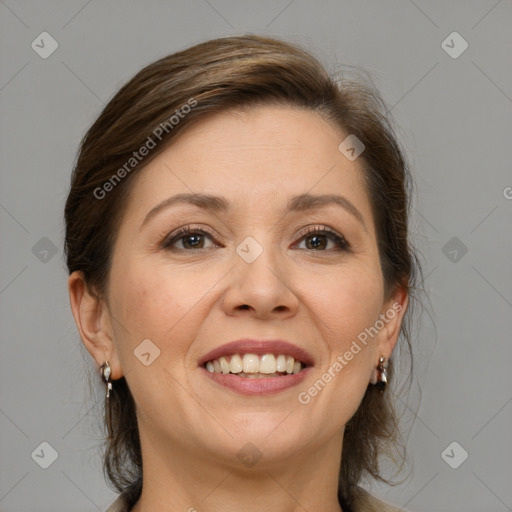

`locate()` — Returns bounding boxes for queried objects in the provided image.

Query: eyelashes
[162,224,351,253]
[163,225,218,251]
[294,225,350,251]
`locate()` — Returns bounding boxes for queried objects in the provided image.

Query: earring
[100,361,113,398]
[375,356,388,393]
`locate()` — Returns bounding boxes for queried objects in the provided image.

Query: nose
[221,241,300,320]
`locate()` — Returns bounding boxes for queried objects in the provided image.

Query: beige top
[105,486,403,512]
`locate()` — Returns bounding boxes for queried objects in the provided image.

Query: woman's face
[102,106,405,468]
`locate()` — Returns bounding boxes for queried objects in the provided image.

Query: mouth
[203,353,306,377]
[198,339,314,395]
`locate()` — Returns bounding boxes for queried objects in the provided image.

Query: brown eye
[163,227,218,251]
[305,233,329,250]
[294,227,350,252]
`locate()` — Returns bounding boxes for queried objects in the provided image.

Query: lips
[200,368,311,395]
[198,339,315,367]
[198,339,314,396]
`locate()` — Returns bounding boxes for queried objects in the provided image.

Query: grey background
[1,1,511,511]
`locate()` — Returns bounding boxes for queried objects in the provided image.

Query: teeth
[204,353,305,376]
[286,356,294,374]
[276,354,287,372]
[259,354,276,374]
[219,356,230,374]
[230,354,243,373]
[243,354,259,373]
[239,372,280,378]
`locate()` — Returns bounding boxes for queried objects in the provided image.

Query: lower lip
[199,367,311,396]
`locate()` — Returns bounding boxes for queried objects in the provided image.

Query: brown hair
[64,34,420,509]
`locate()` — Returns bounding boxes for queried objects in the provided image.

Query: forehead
[125,105,372,222]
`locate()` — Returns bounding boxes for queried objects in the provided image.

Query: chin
[216,413,308,455]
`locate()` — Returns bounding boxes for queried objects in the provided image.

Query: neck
[130,427,344,512]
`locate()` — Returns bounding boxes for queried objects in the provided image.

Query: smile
[198,339,314,395]
[204,353,305,377]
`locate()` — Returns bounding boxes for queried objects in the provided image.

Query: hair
[64,34,421,510]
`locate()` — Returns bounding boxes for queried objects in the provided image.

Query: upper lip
[198,339,315,367]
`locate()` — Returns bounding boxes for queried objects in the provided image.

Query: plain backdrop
[0,1,511,511]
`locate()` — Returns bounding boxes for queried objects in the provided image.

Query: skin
[69,105,408,512]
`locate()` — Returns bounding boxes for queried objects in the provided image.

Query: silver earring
[100,361,113,398]
[375,356,388,393]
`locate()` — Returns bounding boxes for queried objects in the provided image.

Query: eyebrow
[288,193,366,230]
[141,193,230,229]
[141,192,366,230]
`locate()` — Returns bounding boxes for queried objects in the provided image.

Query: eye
[162,225,219,251]
[162,224,349,252]
[293,225,350,252]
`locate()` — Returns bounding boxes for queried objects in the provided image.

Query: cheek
[309,265,383,345]
[108,256,220,352]
[110,271,174,343]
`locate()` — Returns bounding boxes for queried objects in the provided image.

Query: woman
[65,35,419,512]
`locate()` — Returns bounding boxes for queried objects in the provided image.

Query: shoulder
[351,486,404,512]
[105,493,130,512]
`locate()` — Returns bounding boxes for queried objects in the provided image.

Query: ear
[376,285,409,360]
[68,271,123,380]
